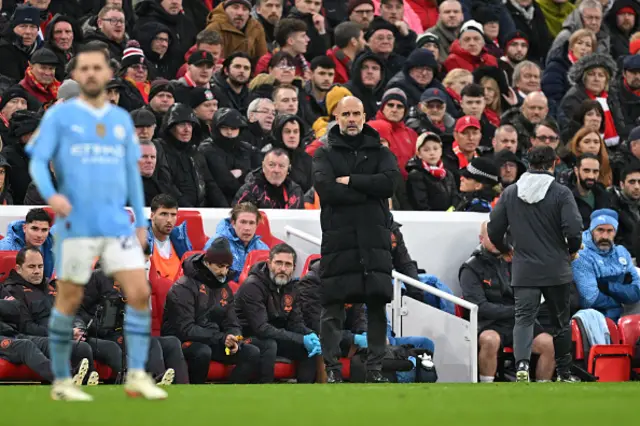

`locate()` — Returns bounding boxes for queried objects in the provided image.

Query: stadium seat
[302,254,321,276]
[0,250,18,282]
[207,361,234,381]
[340,358,351,380]
[256,212,284,248]
[176,210,208,251]
[0,359,42,381]
[94,361,116,381]
[607,318,620,344]
[181,250,204,262]
[618,314,640,374]
[238,250,270,285]
[228,281,240,294]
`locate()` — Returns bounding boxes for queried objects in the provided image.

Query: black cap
[188,50,215,66]
[30,48,60,66]
[106,78,125,90]
[149,79,174,102]
[189,87,217,109]
[365,19,397,41]
[416,32,440,49]
[10,110,41,138]
[461,157,500,186]
[130,108,156,127]
[205,237,234,266]
[11,5,40,27]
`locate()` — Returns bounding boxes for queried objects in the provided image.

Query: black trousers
[181,341,261,384]
[513,283,572,375]
[321,302,387,372]
[86,337,123,377]
[250,337,317,384]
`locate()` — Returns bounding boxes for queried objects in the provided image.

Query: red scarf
[484,107,500,127]
[423,159,447,180]
[568,51,578,64]
[21,66,60,103]
[446,87,461,105]
[126,77,150,104]
[452,141,477,168]
[624,78,640,97]
[586,89,619,147]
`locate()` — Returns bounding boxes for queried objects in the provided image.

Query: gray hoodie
[487,171,583,287]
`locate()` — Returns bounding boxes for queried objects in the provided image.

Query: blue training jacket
[146,220,192,259]
[0,220,54,279]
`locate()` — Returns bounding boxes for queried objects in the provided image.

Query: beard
[214,274,227,283]
[580,177,596,190]
[228,75,247,87]
[270,271,290,287]
[596,238,613,250]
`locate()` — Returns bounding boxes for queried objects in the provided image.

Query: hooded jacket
[370,108,418,180]
[205,4,267,62]
[232,167,304,209]
[145,219,192,260]
[542,41,572,105]
[488,171,583,287]
[265,114,313,192]
[405,156,458,211]
[135,21,181,80]
[549,8,610,57]
[43,14,81,82]
[0,154,12,205]
[2,270,53,336]
[572,229,640,320]
[234,261,311,343]
[0,220,54,279]
[406,108,456,146]
[0,31,36,82]
[162,253,241,345]
[344,52,387,120]
[443,39,499,73]
[604,0,640,60]
[82,28,127,61]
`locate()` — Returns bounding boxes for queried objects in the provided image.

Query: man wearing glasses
[348,0,375,30]
[84,6,127,61]
[523,118,569,177]
[246,98,276,150]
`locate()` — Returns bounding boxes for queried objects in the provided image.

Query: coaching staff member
[487,146,583,383]
[313,96,402,383]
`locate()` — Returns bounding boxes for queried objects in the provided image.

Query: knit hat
[618,6,636,15]
[11,5,40,28]
[9,110,41,138]
[461,157,500,186]
[188,50,214,66]
[149,79,174,102]
[455,115,481,133]
[628,125,640,143]
[57,79,80,101]
[420,87,447,103]
[30,48,60,66]
[190,87,216,109]
[623,54,640,71]
[589,208,619,232]
[403,48,438,74]
[416,132,442,154]
[494,149,526,178]
[365,19,397,41]
[326,85,353,117]
[459,20,484,38]
[347,0,374,15]
[381,88,408,108]
[472,5,500,24]
[223,0,251,10]
[120,43,147,71]
[131,108,156,127]
[631,39,640,55]
[0,86,29,111]
[416,32,440,49]
[502,30,529,50]
[205,237,234,266]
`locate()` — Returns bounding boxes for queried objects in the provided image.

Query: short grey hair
[495,124,517,138]
[579,0,602,14]
[248,98,274,116]
[513,60,540,84]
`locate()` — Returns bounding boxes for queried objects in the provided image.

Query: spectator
[426,0,464,61]
[386,48,444,108]
[460,222,556,383]
[560,99,604,147]
[135,22,179,80]
[459,83,496,151]
[474,66,517,128]
[617,54,640,136]
[2,110,40,204]
[416,32,446,79]
[245,98,276,150]
[212,52,252,115]
[504,0,552,65]
[494,149,525,187]
[132,108,157,142]
[138,140,175,207]
[543,29,596,106]
[603,0,639,60]
[83,6,127,61]
[537,0,575,38]
[609,164,640,258]
[406,88,456,145]
[264,114,312,192]
[234,243,319,383]
[364,18,404,83]
[206,0,267,62]
[80,0,136,35]
[511,60,542,103]
[472,4,502,59]
[0,5,39,82]
[272,85,308,129]
[176,30,224,79]
[155,103,228,207]
[443,20,498,73]
[105,77,124,105]
[115,44,150,111]
[499,31,529,84]
[522,119,568,176]
[327,21,366,84]
[375,0,418,58]
[0,86,29,141]
[406,132,458,211]
[145,80,175,136]
[233,148,304,209]
[134,0,197,61]
[173,50,214,104]
[369,88,418,180]
[251,0,284,50]
[0,154,11,204]
[442,67,473,114]
[572,209,640,320]
[443,115,481,181]
[550,0,609,56]
[287,0,330,62]
[205,203,269,281]
[454,156,499,212]
[502,91,549,154]
[255,18,310,77]
[43,15,78,82]
[559,53,625,148]
[190,88,219,139]
[343,52,385,121]
[611,126,640,185]
[492,124,518,154]
[199,107,256,204]
[18,48,60,106]
[566,128,612,187]
[560,153,611,229]
[0,208,54,279]
[305,56,335,123]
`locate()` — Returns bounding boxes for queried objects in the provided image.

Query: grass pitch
[0,383,636,426]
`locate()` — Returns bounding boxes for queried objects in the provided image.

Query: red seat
[181,250,204,263]
[572,319,585,360]
[228,281,240,294]
[340,357,351,379]
[176,210,208,251]
[572,319,632,381]
[618,314,640,373]
[0,358,42,381]
[302,254,321,276]
[0,251,18,283]
[94,361,115,381]
[238,250,270,285]
[256,212,284,248]
[207,361,234,381]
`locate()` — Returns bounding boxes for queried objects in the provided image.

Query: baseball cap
[420,88,447,104]
[455,116,481,133]
[188,50,215,66]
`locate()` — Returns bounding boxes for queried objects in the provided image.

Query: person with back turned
[312,96,401,383]
[487,146,583,383]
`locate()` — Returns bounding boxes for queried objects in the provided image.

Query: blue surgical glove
[354,333,368,348]
[308,341,322,357]
[303,333,320,353]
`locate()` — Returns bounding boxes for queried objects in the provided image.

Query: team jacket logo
[220,288,229,307]
[199,284,207,295]
[0,339,11,349]
[283,294,293,312]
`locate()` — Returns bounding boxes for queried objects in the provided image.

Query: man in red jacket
[19,48,60,106]
[444,19,498,72]
[326,21,366,84]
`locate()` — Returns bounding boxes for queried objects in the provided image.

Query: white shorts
[55,236,146,284]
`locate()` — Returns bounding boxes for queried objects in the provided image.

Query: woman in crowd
[567,127,613,187]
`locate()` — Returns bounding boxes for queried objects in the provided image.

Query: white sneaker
[86,371,100,386]
[51,378,94,401]
[158,368,174,386]
[72,358,90,386]
[125,369,168,400]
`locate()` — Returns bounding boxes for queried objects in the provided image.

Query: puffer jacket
[0,220,54,279]
[343,51,386,120]
[145,220,192,259]
[405,156,457,211]
[443,39,498,73]
[542,41,572,105]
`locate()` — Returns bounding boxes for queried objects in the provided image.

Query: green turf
[0,383,637,426]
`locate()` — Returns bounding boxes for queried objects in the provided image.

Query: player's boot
[516,360,530,382]
[557,373,581,383]
[72,358,90,386]
[87,371,100,386]
[158,368,175,386]
[51,378,94,401]
[125,369,168,400]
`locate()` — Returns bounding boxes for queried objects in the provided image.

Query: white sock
[479,375,495,383]
[537,379,551,383]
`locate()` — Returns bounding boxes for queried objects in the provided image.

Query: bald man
[313,97,401,383]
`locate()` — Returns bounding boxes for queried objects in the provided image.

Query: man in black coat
[162,239,262,384]
[343,51,386,122]
[608,163,640,259]
[43,15,80,82]
[488,146,583,383]
[313,96,401,383]
[616,54,640,136]
[2,109,40,204]
[604,0,640,61]
[0,5,40,82]
[82,5,128,61]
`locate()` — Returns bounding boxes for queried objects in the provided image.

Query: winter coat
[2,270,53,336]
[405,156,457,211]
[443,40,499,73]
[0,34,33,82]
[242,120,273,151]
[572,229,640,320]
[234,261,312,343]
[205,4,267,62]
[142,173,179,207]
[135,21,181,80]
[344,52,387,121]
[134,0,198,60]
[505,0,553,66]
[250,8,276,50]
[614,75,640,138]
[488,171,583,287]
[211,72,251,116]
[549,8,610,58]
[115,78,146,112]
[162,254,241,344]
[559,171,612,230]
[426,21,458,61]
[604,0,640,61]
[370,110,418,180]
[608,187,640,259]
[407,0,439,31]
[43,15,81,82]
[287,7,331,63]
[82,29,126,61]
[385,70,451,111]
[406,109,456,146]
[312,124,401,304]
[146,220,192,260]
[1,140,30,204]
[610,147,640,188]
[232,168,304,209]
[0,220,54,279]
[204,218,269,282]
[542,42,572,105]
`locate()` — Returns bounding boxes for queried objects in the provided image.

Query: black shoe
[557,373,581,383]
[327,370,343,384]
[516,360,530,383]
[365,371,390,383]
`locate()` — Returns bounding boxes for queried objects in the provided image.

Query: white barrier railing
[284,225,479,383]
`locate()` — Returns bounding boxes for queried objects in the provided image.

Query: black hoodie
[43,14,82,82]
[267,114,313,192]
[135,21,181,80]
[605,0,640,60]
[344,52,387,121]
